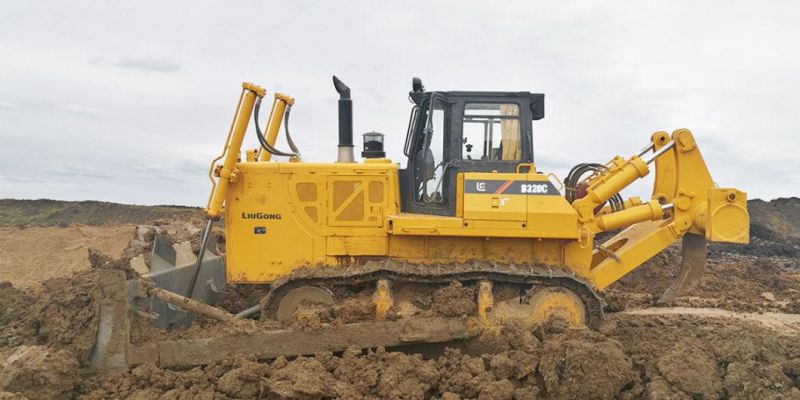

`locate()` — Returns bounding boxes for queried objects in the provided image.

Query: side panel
[327,236,388,256]
[225,173,319,282]
[226,162,398,283]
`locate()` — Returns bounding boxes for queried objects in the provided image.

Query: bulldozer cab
[400,83,545,215]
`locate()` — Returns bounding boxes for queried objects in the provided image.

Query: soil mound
[605,243,800,314]
[749,197,800,243]
[0,270,101,365]
[538,330,638,399]
[77,315,800,399]
[713,197,800,257]
[0,225,134,288]
[0,199,197,227]
[0,346,79,400]
[604,313,800,399]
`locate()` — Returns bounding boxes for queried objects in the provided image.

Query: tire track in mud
[619,306,800,335]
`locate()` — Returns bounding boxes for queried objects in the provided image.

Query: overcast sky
[1,1,798,206]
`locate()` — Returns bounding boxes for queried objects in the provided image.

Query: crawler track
[259,259,605,328]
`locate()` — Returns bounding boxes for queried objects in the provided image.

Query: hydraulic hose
[283,104,300,156]
[565,163,625,212]
[253,96,296,158]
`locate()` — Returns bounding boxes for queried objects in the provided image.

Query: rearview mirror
[412,77,424,93]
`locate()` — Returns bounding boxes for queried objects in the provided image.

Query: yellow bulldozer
[90,76,750,370]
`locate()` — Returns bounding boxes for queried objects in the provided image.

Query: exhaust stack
[332,75,354,162]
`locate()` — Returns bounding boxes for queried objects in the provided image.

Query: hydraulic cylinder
[258,93,295,162]
[205,83,264,218]
[595,200,664,231]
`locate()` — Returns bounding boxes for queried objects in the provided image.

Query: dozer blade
[657,233,707,305]
[130,235,227,329]
[90,269,476,371]
[90,270,131,372]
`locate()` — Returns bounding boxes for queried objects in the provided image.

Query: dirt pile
[605,247,800,315]
[79,324,644,399]
[714,197,800,257]
[0,198,798,399]
[0,346,79,400]
[76,315,800,399]
[0,283,36,348]
[0,199,197,227]
[0,269,103,399]
[603,197,800,314]
[0,270,101,364]
[537,330,637,399]
[0,225,135,288]
[604,314,800,399]
[0,201,212,288]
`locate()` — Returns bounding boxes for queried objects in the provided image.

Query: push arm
[573,129,749,290]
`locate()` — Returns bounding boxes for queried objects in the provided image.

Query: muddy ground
[0,198,798,399]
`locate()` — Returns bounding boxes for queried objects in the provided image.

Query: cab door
[454,98,533,224]
[399,92,544,218]
[399,94,457,216]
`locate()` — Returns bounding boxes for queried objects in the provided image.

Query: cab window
[414,99,447,204]
[462,103,521,161]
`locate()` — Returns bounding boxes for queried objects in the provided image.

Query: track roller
[525,286,587,328]
[274,286,334,322]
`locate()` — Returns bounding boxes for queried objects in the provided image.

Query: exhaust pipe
[333,75,354,162]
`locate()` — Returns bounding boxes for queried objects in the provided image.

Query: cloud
[46,167,113,180]
[0,1,797,205]
[114,57,181,73]
[0,175,47,184]
[56,103,101,118]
